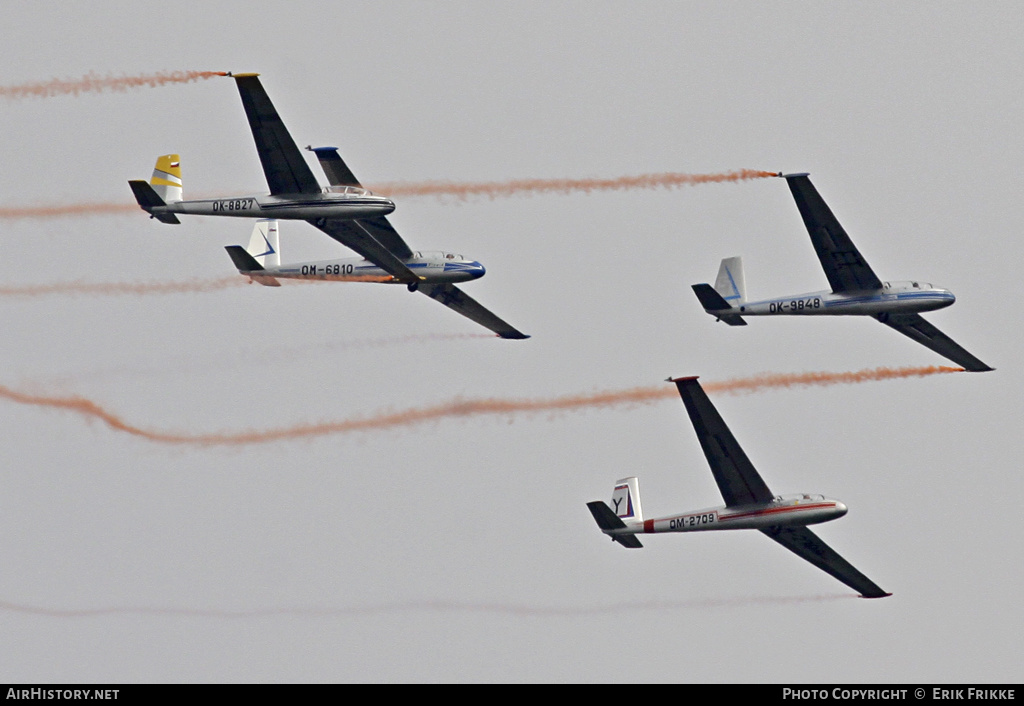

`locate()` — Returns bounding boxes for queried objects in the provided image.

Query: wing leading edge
[784,173,883,293]
[420,283,529,339]
[761,526,891,598]
[305,147,415,259]
[673,376,889,598]
[312,218,417,279]
[306,149,528,339]
[230,82,529,340]
[878,313,993,372]
[672,376,773,507]
[233,74,321,196]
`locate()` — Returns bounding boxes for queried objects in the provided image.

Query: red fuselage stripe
[718,502,836,522]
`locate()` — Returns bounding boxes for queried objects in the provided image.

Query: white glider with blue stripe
[691,173,992,371]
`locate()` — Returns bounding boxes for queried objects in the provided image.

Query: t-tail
[692,256,747,326]
[586,476,644,548]
[127,154,183,224]
[247,219,280,268]
[224,219,281,287]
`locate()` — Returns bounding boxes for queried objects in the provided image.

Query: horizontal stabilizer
[225,245,263,271]
[225,246,280,286]
[586,501,643,548]
[128,180,179,224]
[692,283,731,310]
[692,284,746,325]
[715,314,747,326]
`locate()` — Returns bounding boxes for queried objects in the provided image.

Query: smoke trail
[0,70,227,100]
[0,366,960,447]
[0,170,778,220]
[0,202,137,219]
[0,594,851,619]
[0,275,411,298]
[0,277,246,298]
[701,366,964,395]
[374,169,779,200]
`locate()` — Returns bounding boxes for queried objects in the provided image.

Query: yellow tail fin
[149,154,182,203]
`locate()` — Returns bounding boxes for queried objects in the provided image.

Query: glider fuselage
[735,281,954,318]
[250,252,486,285]
[607,494,847,537]
[155,189,395,221]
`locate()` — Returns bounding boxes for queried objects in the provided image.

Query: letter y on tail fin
[586,477,645,548]
[611,477,643,522]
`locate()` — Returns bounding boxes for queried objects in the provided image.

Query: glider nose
[468,261,486,279]
[833,501,848,518]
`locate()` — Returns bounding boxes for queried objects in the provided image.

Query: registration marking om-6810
[212,198,256,212]
[769,297,821,313]
[301,264,355,276]
[670,512,716,530]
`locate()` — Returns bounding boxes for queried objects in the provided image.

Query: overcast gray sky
[0,1,1021,683]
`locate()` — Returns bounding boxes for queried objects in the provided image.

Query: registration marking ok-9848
[768,297,822,313]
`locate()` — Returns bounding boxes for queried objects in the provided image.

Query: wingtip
[667,375,699,383]
[859,592,893,599]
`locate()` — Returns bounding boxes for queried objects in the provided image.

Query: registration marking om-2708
[212,198,255,212]
[769,297,821,313]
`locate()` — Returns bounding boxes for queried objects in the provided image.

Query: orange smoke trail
[0,202,137,219]
[702,366,964,395]
[373,169,779,200]
[0,70,227,100]
[0,275,367,298]
[0,170,778,220]
[0,277,245,297]
[0,366,960,447]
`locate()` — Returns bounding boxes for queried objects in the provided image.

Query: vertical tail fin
[610,477,643,525]
[149,154,182,204]
[246,219,280,268]
[586,476,645,548]
[714,256,745,305]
